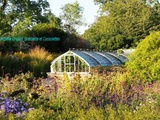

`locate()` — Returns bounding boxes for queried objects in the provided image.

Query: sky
[47,0,100,34]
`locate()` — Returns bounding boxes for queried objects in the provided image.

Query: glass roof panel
[81,51,113,66]
[73,51,99,66]
[96,52,122,65]
[66,50,128,67]
[109,52,127,63]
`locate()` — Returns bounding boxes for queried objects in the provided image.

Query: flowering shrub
[0,69,159,119]
[0,92,28,115]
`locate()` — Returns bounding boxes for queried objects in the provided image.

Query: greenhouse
[49,50,127,76]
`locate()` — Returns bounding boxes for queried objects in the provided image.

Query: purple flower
[21,106,26,111]
[0,93,28,114]
[24,103,28,106]
[4,98,10,102]
[1,104,6,111]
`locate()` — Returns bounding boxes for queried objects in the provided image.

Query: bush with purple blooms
[0,92,28,115]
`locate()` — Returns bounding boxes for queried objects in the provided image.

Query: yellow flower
[38,86,43,90]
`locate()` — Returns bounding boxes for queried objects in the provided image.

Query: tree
[46,12,62,29]
[11,12,62,37]
[0,10,12,36]
[0,0,50,22]
[94,0,113,5]
[0,0,50,52]
[83,0,160,50]
[60,1,85,34]
[0,0,50,36]
[94,0,160,5]
[22,22,84,53]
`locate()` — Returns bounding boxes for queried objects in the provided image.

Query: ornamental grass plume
[28,46,53,77]
[29,46,53,62]
[14,51,27,61]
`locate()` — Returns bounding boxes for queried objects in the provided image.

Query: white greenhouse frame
[51,51,91,73]
[50,50,128,75]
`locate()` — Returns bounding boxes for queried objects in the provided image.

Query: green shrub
[126,31,160,82]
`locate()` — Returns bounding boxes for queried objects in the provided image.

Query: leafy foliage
[0,0,160,116]
[0,0,50,28]
[60,1,85,34]
[126,31,160,82]
[83,0,160,50]
[27,23,68,52]
[94,0,111,5]
[0,67,159,119]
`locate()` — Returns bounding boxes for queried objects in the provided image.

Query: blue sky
[47,0,100,34]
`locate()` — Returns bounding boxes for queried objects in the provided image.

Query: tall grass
[28,46,53,77]
[0,46,54,77]
[28,46,53,61]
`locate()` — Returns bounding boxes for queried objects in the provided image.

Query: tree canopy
[0,0,50,36]
[1,0,160,53]
[0,0,88,53]
[83,0,160,50]
[60,1,85,34]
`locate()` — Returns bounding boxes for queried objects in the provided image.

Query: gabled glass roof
[72,50,127,67]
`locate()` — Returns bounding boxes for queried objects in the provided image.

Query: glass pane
[73,51,99,66]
